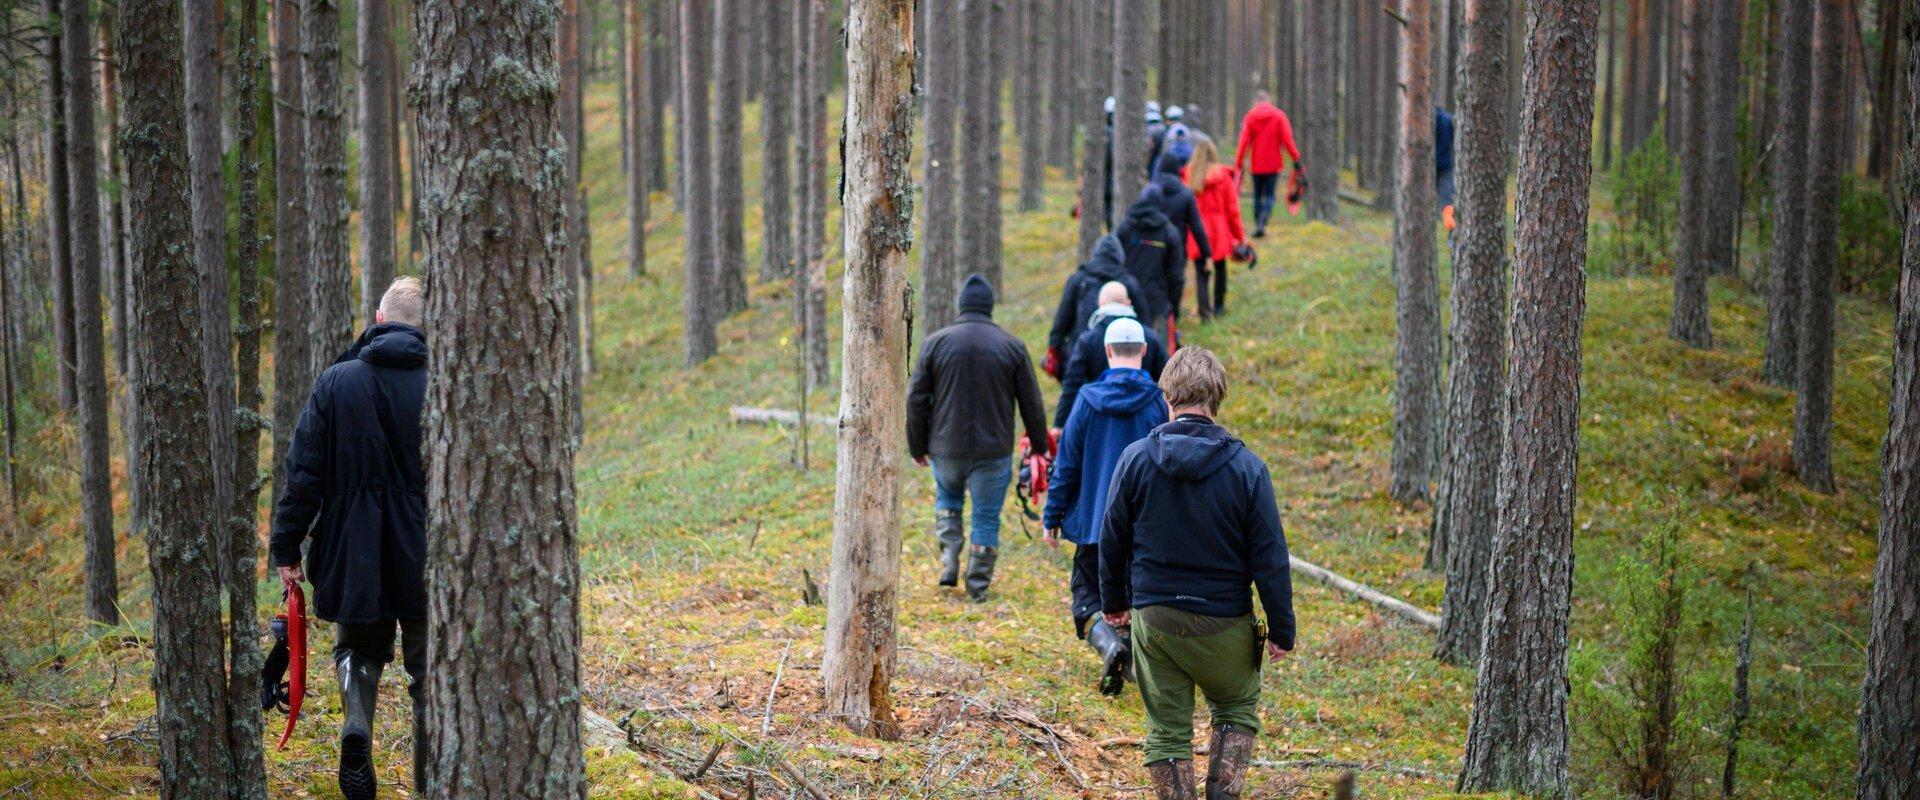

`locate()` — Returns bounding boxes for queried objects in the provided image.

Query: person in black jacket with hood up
[1099,347,1294,799]
[271,277,430,800]
[1139,149,1211,275]
[1113,196,1186,341]
[908,275,1052,601]
[1046,234,1144,377]
[1055,282,1169,429]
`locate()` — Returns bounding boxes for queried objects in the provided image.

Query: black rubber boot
[935,510,964,587]
[964,545,997,602]
[337,654,382,800]
[1087,618,1132,696]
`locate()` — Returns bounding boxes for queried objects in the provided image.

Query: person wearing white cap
[1042,315,1168,697]
[1056,281,1169,429]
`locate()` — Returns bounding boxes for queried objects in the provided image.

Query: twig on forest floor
[691,739,725,780]
[760,641,790,736]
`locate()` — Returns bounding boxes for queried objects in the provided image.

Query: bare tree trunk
[1857,11,1920,790]
[757,0,789,284]
[98,11,140,533]
[961,0,1007,289]
[713,0,748,315]
[921,0,961,331]
[1075,0,1111,260]
[1431,0,1509,665]
[680,0,718,365]
[1703,0,1744,277]
[628,0,650,279]
[414,0,587,793]
[559,0,586,383]
[1112,0,1149,209]
[271,0,310,503]
[65,0,116,626]
[45,0,76,412]
[1048,0,1075,170]
[1623,0,1644,155]
[1670,0,1713,348]
[1457,1,1598,794]
[574,2,594,379]
[1373,2,1400,211]
[1304,0,1340,221]
[359,0,396,322]
[305,0,354,373]
[1601,0,1617,170]
[122,0,236,791]
[0,136,14,513]
[649,0,672,194]
[824,0,914,743]
[793,0,817,387]
[1765,0,1812,388]
[1867,0,1901,181]
[185,0,237,599]
[1794,0,1848,495]
[803,0,831,387]
[1018,0,1046,213]
[1389,0,1440,505]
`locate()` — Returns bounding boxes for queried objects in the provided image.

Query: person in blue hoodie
[1098,347,1294,799]
[1041,318,1168,697]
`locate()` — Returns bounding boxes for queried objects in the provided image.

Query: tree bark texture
[1702,0,1744,277]
[305,0,354,374]
[794,0,819,386]
[824,0,915,742]
[45,0,76,411]
[803,0,832,388]
[1431,0,1510,665]
[1304,0,1341,222]
[272,0,311,502]
[1600,0,1616,170]
[758,0,789,283]
[1017,0,1046,213]
[1868,0,1902,181]
[680,0,718,365]
[713,0,748,315]
[960,0,1006,289]
[559,0,587,383]
[1048,0,1075,170]
[1669,0,1713,348]
[1794,0,1848,495]
[122,0,236,792]
[629,0,651,280]
[413,0,588,793]
[1075,0,1112,260]
[186,0,237,595]
[1390,0,1441,506]
[65,0,116,626]
[1765,0,1812,388]
[1112,0,1149,211]
[1856,10,1920,792]
[1457,0,1598,795]
[921,0,961,331]
[359,0,397,323]
[649,0,673,194]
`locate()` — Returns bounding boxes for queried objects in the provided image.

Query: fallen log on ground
[1288,555,1441,631]
[730,406,837,428]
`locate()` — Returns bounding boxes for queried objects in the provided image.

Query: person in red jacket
[1234,90,1302,238]
[1183,139,1246,321]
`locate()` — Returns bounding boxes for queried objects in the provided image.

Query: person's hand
[1103,610,1131,629]
[1266,641,1291,661]
[1043,529,1062,550]
[913,455,930,468]
[277,565,304,590]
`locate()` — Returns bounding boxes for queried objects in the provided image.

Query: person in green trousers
[1098,348,1296,799]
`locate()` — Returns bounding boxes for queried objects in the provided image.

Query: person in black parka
[1046,234,1144,376]
[1113,196,1187,340]
[270,277,429,800]
[908,275,1052,601]
[1139,149,1211,274]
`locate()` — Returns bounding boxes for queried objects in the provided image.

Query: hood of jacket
[1082,235,1128,279]
[1081,368,1162,416]
[1247,101,1281,121]
[1147,417,1243,480]
[351,322,428,370]
[1121,199,1172,234]
[1087,302,1139,331]
[1154,149,1190,178]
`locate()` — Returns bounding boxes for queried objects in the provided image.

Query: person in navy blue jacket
[1097,347,1294,797]
[1041,317,1168,696]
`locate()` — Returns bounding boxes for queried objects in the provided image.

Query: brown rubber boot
[1204,724,1255,799]
[1147,758,1197,800]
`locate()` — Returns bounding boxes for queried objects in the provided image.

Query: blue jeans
[1251,172,1280,228]
[932,456,1013,549]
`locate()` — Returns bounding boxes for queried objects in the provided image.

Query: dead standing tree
[1456,0,1599,794]
[1390,0,1441,506]
[823,0,915,742]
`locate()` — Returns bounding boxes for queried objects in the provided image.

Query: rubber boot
[964,545,997,602]
[1204,724,1255,799]
[935,510,964,587]
[1086,618,1132,696]
[412,700,429,794]
[1147,758,1198,800]
[336,654,382,800]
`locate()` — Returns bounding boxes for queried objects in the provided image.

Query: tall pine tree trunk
[713,0,748,314]
[358,0,396,322]
[1304,0,1340,221]
[1456,1,1598,794]
[823,0,914,743]
[1600,0,1617,170]
[1074,0,1111,259]
[559,0,587,381]
[1764,0,1812,388]
[65,0,116,626]
[1112,0,1149,210]
[1794,0,1848,495]
[305,0,354,373]
[921,0,961,331]
[122,0,235,791]
[1670,0,1713,348]
[271,0,311,503]
[648,0,672,194]
[1048,0,1075,170]
[803,0,831,387]
[44,0,76,412]
[1856,11,1920,791]
[1389,0,1440,506]
[1703,0,1744,277]
[1431,0,1510,665]
[960,0,1007,289]
[628,0,650,280]
[1017,0,1046,213]
[757,0,789,283]
[185,0,236,595]
[679,0,718,365]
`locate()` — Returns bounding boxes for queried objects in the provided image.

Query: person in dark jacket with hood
[1042,318,1168,697]
[907,275,1052,601]
[1055,282,1169,428]
[1113,196,1187,340]
[271,277,430,800]
[1046,234,1144,377]
[1098,348,1294,799]
[1140,149,1211,271]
